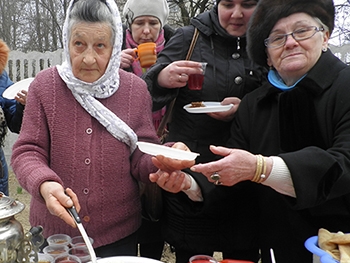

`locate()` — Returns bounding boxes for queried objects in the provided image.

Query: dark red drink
[188,74,204,90]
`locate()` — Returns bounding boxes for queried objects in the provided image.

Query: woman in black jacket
[143,0,267,262]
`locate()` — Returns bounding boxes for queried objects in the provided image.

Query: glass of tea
[188,62,207,90]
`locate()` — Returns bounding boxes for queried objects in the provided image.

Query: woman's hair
[0,40,9,75]
[67,0,116,44]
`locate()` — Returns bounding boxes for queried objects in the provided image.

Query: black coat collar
[257,49,347,101]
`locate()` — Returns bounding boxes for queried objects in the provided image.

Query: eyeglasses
[264,26,324,48]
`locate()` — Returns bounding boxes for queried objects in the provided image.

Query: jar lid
[0,193,25,220]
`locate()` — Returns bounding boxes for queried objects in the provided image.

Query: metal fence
[5,49,64,82]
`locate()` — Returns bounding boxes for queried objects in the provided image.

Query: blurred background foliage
[0,0,348,52]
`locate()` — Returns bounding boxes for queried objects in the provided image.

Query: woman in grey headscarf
[11,0,163,257]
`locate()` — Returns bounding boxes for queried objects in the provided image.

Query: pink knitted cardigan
[11,67,160,248]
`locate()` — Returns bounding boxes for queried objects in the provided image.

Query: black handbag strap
[156,28,199,137]
[186,28,199,60]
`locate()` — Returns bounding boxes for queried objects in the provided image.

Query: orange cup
[135,42,157,68]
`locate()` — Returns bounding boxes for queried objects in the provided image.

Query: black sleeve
[7,102,24,134]
[142,26,196,111]
[163,24,175,42]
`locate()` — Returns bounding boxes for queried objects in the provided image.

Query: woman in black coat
[143,0,267,262]
[191,0,350,262]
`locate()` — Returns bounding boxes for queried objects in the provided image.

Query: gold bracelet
[252,155,266,183]
[258,156,267,183]
[252,155,262,182]
[253,155,262,182]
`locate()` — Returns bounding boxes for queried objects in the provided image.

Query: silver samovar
[0,193,44,263]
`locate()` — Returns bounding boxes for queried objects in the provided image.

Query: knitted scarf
[57,0,138,153]
[125,29,165,77]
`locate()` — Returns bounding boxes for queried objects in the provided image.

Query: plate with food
[2,77,34,99]
[136,141,199,160]
[183,101,233,113]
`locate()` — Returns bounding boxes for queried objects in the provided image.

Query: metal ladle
[67,205,98,263]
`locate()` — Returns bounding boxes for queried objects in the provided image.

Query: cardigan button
[86,128,92,134]
[83,216,90,222]
[84,158,91,165]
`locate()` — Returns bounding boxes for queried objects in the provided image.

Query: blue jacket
[0,71,24,133]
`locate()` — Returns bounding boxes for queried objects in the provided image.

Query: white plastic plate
[183,101,233,113]
[136,141,199,160]
[2,77,34,99]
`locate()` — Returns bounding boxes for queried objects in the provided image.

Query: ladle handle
[67,205,81,224]
[64,190,81,224]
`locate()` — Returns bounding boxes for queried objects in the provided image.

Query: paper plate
[136,141,199,160]
[183,101,233,113]
[95,256,163,263]
[2,77,34,99]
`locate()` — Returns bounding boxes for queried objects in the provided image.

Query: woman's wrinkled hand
[157,61,204,89]
[207,97,241,122]
[120,48,136,69]
[191,146,256,186]
[151,142,195,173]
[39,182,81,228]
[149,169,191,193]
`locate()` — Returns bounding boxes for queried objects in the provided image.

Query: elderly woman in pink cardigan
[10,0,192,258]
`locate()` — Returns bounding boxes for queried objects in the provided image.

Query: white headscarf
[57,0,138,153]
